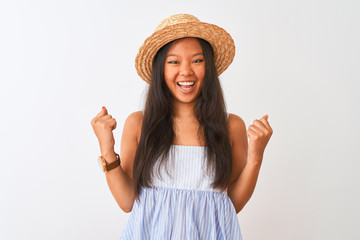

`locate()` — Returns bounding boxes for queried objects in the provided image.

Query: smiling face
[164,37,206,106]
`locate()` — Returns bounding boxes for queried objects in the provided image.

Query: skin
[164,38,205,109]
[91,37,273,213]
[163,37,207,145]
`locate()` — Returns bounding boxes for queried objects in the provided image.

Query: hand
[90,106,117,154]
[247,114,273,163]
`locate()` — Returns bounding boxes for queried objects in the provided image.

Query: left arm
[227,114,273,214]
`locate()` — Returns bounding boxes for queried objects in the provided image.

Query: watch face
[97,156,105,172]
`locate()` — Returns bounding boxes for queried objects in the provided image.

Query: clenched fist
[247,114,273,163]
[90,106,117,154]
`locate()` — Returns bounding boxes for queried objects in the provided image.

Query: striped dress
[118,144,243,239]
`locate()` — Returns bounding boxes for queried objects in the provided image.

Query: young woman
[91,14,273,239]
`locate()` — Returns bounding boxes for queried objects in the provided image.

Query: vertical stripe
[119,137,242,240]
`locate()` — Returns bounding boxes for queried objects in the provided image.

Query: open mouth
[177,81,196,91]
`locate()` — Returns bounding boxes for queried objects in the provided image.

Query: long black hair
[132,37,232,201]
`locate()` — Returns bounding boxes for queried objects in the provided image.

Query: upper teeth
[178,82,194,86]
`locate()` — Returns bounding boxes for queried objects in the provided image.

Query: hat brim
[135,22,235,84]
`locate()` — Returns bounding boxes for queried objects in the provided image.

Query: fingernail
[102,106,106,110]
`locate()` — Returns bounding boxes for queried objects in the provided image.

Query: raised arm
[227,113,273,213]
[92,110,143,213]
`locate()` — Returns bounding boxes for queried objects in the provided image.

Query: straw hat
[135,14,235,84]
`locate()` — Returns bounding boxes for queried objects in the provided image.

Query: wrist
[247,155,263,168]
[100,143,114,150]
[102,151,118,164]
[100,146,115,157]
[98,152,121,172]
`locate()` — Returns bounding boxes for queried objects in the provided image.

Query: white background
[1,0,359,239]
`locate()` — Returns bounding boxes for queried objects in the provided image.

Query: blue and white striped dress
[119,143,243,239]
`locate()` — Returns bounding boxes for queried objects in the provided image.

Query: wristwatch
[97,153,121,172]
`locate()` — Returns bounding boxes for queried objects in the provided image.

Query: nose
[179,62,194,76]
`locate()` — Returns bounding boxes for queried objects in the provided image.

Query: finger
[249,124,271,138]
[247,128,257,138]
[259,115,273,134]
[111,119,117,130]
[99,114,113,122]
[102,114,112,119]
[111,118,117,130]
[95,106,108,118]
[105,118,116,130]
[252,120,267,130]
[252,124,272,138]
[248,124,261,133]
[260,118,272,131]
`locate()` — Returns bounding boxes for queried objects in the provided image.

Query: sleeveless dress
[119,115,243,240]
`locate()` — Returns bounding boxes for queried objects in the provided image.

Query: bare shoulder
[227,113,248,188]
[120,111,143,180]
[123,111,143,143]
[125,110,143,125]
[227,113,247,143]
[228,113,245,126]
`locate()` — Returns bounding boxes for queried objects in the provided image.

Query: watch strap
[106,153,120,172]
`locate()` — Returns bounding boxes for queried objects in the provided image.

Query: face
[164,37,206,105]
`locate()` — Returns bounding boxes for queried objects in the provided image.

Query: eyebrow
[166,52,204,57]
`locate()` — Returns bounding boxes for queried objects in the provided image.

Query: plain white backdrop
[1,0,359,239]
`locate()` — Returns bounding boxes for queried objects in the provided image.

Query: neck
[172,101,197,120]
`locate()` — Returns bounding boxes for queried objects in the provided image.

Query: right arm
[100,111,143,213]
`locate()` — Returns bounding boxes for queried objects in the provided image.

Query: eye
[167,61,179,64]
[193,59,204,63]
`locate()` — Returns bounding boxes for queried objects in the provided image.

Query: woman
[91,14,273,239]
